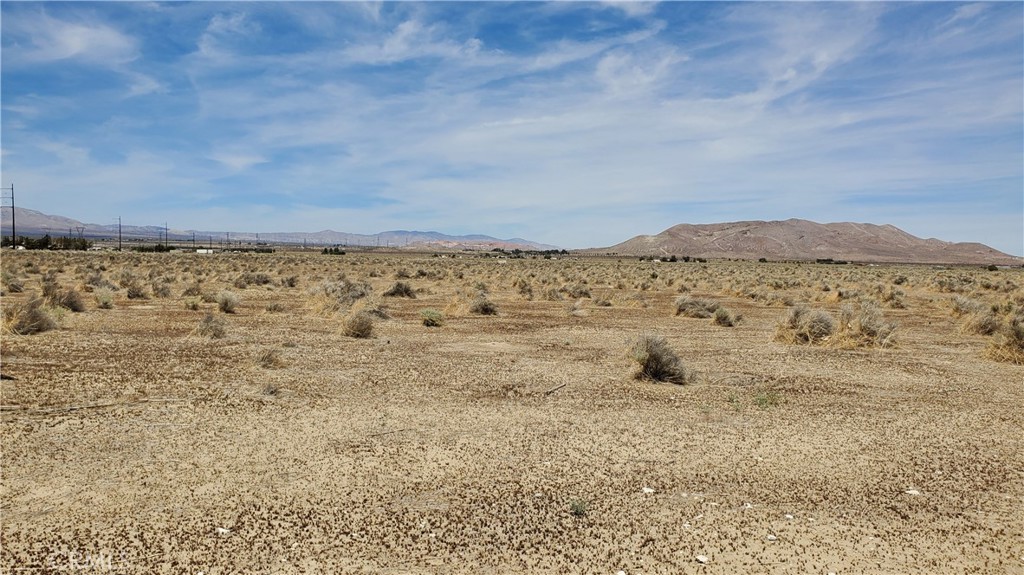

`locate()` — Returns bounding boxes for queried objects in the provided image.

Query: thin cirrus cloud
[0,2,1020,254]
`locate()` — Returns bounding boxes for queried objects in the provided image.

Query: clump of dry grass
[835,304,898,348]
[256,348,285,368]
[628,334,696,384]
[383,281,416,298]
[2,297,57,335]
[713,306,741,327]
[343,311,374,338]
[986,315,1024,364]
[196,313,227,338]
[674,295,720,318]
[776,306,836,345]
[960,311,1002,336]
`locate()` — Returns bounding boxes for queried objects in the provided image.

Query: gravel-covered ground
[2,251,1022,573]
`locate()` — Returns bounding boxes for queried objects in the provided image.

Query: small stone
[905,489,921,496]
[616,571,627,575]
[766,534,778,542]
[743,502,753,509]
[696,555,709,564]
[215,527,231,537]
[785,514,794,520]
[642,487,655,495]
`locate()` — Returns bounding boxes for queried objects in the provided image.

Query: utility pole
[117,217,122,251]
[192,231,196,249]
[0,183,14,247]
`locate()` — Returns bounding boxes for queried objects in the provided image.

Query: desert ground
[1,249,1022,574]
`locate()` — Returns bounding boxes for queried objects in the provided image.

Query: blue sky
[2,1,1022,253]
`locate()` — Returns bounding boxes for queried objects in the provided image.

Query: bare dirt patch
[2,251,1022,573]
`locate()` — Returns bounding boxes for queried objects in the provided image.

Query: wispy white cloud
[1,2,1020,254]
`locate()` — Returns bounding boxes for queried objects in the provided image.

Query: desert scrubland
[1,250,1022,574]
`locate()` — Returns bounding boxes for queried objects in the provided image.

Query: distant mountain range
[595,219,1021,265]
[0,207,559,252]
[2,208,1019,264]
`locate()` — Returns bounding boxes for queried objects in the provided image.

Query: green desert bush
[628,334,696,385]
[94,287,114,309]
[674,295,720,318]
[420,308,445,327]
[3,297,57,335]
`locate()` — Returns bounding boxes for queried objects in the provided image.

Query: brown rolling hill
[594,218,1022,265]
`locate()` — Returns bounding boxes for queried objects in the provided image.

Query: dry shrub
[217,290,240,313]
[181,282,203,297]
[51,288,85,312]
[713,306,741,327]
[674,295,720,318]
[343,311,374,338]
[196,313,226,339]
[950,295,984,317]
[2,272,24,293]
[257,348,285,368]
[835,304,898,348]
[126,283,148,300]
[628,334,696,385]
[960,311,1002,336]
[986,315,1024,364]
[3,297,57,335]
[310,278,372,314]
[776,306,835,345]
[94,288,114,309]
[469,297,498,315]
[561,284,591,299]
[383,281,416,298]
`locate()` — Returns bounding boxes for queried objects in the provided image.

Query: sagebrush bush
[94,287,114,309]
[52,288,85,312]
[3,297,57,335]
[421,308,445,327]
[713,306,740,327]
[383,281,416,298]
[196,313,226,338]
[217,290,240,313]
[986,314,1024,364]
[674,295,720,318]
[836,304,898,348]
[776,306,835,345]
[469,297,498,315]
[628,334,696,384]
[343,311,374,338]
[2,272,24,293]
[960,311,1002,336]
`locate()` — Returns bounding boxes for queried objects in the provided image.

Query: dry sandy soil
[1,250,1022,574]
